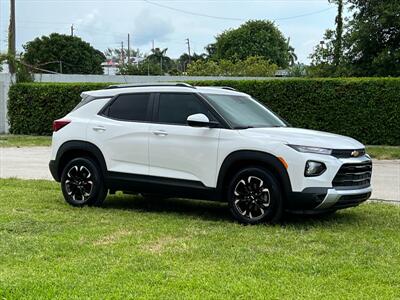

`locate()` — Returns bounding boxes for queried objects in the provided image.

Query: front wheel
[61,157,107,207]
[227,167,283,225]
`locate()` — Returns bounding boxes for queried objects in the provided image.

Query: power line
[143,0,244,21]
[143,0,333,22]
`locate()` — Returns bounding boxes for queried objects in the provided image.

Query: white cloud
[131,8,174,46]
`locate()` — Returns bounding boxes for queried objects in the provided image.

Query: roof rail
[220,86,237,91]
[107,82,195,89]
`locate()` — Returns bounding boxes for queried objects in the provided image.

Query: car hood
[238,127,364,149]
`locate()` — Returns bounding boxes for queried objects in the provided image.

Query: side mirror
[187,113,219,128]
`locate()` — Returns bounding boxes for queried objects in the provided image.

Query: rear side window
[106,93,151,122]
[158,93,210,125]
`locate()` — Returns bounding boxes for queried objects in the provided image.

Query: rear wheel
[61,157,107,207]
[227,167,283,225]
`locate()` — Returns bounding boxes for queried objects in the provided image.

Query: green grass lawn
[0,179,400,299]
[0,135,51,147]
[367,145,400,160]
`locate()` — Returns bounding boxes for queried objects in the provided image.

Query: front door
[149,93,220,187]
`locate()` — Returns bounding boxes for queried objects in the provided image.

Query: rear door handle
[153,130,168,136]
[92,125,106,132]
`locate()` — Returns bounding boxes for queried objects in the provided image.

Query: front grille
[332,161,372,188]
[331,148,366,158]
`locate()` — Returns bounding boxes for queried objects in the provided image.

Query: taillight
[53,119,71,132]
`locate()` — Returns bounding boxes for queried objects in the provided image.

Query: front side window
[158,93,210,125]
[202,93,287,129]
[107,93,150,122]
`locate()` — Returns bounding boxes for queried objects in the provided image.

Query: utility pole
[70,24,75,37]
[59,61,63,74]
[185,38,191,64]
[127,33,130,65]
[152,40,154,51]
[8,0,16,74]
[121,41,124,66]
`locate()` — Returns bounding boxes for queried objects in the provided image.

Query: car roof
[81,83,247,99]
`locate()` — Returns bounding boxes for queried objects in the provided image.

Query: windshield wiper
[233,126,254,129]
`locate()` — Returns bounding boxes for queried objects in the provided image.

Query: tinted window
[107,93,150,121]
[158,93,210,125]
[203,93,287,129]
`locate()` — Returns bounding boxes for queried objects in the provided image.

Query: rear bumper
[287,186,372,212]
[49,160,60,182]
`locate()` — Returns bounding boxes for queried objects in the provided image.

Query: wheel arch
[216,150,292,201]
[53,140,107,182]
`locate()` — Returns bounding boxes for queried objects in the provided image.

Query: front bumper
[288,185,372,212]
[315,186,372,210]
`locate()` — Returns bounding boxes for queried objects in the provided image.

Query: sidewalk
[0,147,399,201]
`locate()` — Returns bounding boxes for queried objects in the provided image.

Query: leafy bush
[8,83,110,135]
[190,78,400,145]
[8,78,400,145]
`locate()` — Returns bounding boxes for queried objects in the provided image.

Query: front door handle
[92,126,106,132]
[153,130,168,136]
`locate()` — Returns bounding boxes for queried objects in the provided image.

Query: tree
[287,63,308,77]
[345,0,400,76]
[177,52,206,72]
[309,30,341,77]
[309,0,346,77]
[23,33,105,74]
[208,20,293,68]
[310,0,400,77]
[331,0,344,67]
[118,62,161,76]
[287,38,298,66]
[145,48,174,74]
[0,53,6,72]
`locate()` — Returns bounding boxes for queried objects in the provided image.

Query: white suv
[49,83,372,224]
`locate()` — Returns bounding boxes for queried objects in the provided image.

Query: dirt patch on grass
[93,229,132,246]
[143,236,190,254]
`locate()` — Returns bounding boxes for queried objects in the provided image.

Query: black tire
[61,157,107,207]
[227,167,283,225]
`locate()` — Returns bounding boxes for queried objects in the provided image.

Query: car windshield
[202,93,287,129]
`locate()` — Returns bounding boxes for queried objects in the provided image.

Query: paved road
[1,147,399,201]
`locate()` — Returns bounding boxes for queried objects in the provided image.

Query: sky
[0,0,339,63]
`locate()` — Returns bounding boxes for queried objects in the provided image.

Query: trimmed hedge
[8,78,400,145]
[8,83,110,135]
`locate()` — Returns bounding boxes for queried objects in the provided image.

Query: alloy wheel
[64,165,94,203]
[233,175,271,221]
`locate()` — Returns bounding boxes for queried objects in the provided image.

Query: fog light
[305,161,326,177]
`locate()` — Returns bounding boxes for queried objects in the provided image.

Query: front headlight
[288,144,332,155]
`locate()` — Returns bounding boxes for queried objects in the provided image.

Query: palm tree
[146,48,172,73]
[287,38,298,67]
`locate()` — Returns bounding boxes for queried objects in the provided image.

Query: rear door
[148,93,220,187]
[87,93,153,175]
